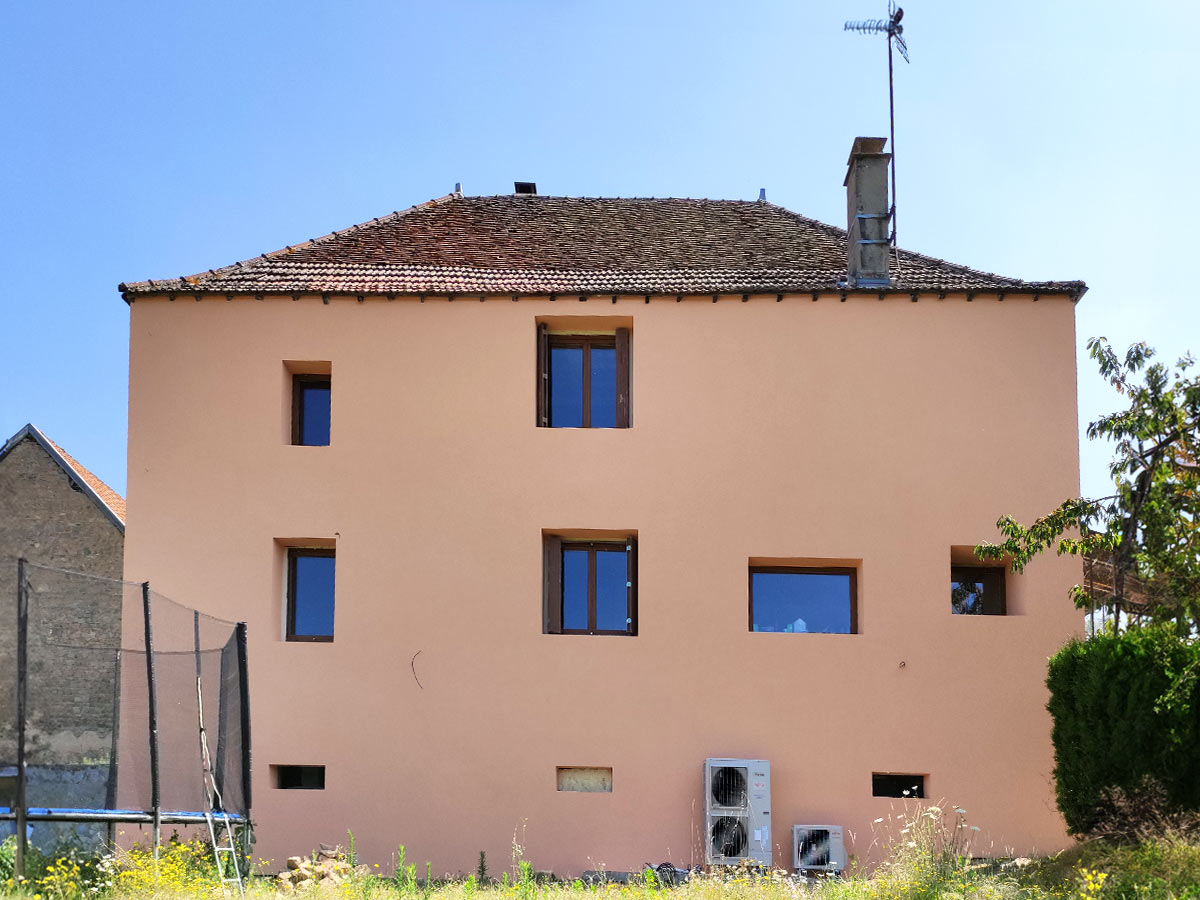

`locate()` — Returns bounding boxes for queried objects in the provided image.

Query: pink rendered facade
[123,285,1082,873]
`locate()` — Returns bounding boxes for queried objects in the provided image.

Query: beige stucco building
[119,140,1086,874]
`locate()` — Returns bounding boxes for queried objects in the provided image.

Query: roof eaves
[0,424,126,532]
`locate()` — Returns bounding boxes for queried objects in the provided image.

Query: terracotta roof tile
[45,436,127,525]
[120,195,1085,299]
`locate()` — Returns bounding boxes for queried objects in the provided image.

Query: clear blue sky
[2,0,1196,504]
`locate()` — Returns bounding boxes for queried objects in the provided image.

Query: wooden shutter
[536,322,549,427]
[615,327,630,428]
[543,534,562,633]
[626,534,638,635]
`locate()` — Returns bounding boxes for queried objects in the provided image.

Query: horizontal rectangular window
[287,548,336,641]
[749,567,857,634]
[951,566,1006,615]
[556,767,613,792]
[274,765,326,790]
[872,773,925,798]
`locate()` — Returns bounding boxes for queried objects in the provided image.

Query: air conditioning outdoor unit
[792,824,847,874]
[703,758,771,866]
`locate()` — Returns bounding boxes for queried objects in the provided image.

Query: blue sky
[2,0,1196,504]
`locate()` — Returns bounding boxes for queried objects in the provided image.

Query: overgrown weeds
[4,804,1200,900]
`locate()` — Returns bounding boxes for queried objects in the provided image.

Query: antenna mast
[844,3,909,248]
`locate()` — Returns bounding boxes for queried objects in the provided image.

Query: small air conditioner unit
[792,824,847,873]
[703,758,771,866]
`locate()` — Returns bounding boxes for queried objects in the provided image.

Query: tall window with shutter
[543,534,638,635]
[537,324,631,428]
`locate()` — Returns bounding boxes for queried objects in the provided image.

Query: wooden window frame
[543,535,638,635]
[286,547,336,642]
[537,324,630,428]
[292,374,331,446]
[950,565,1006,616]
[748,566,859,634]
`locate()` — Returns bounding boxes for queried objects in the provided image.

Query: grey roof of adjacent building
[119,194,1086,300]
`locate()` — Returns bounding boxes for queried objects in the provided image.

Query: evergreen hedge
[1047,626,1200,835]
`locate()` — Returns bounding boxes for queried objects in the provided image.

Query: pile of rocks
[276,847,368,892]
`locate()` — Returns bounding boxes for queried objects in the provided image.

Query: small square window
[292,375,331,446]
[749,567,858,633]
[872,773,925,798]
[274,765,325,790]
[951,566,1006,615]
[543,535,637,635]
[537,325,630,428]
[287,548,336,641]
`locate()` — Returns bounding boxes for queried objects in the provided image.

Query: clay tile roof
[119,194,1086,300]
[1,424,126,530]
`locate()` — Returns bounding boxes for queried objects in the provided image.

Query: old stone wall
[0,436,124,774]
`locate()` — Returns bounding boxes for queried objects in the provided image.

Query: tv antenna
[845,2,909,247]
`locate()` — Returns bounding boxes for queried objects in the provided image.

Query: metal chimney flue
[844,137,892,287]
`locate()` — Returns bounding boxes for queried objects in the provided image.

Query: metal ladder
[205,810,245,897]
[195,652,244,897]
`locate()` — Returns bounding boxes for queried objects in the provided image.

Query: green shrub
[1047,625,1200,835]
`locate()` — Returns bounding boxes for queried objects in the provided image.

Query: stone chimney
[844,137,892,287]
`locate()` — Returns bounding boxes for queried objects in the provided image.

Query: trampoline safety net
[1,560,250,852]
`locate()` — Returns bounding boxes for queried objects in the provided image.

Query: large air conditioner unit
[792,824,847,874]
[703,758,771,866]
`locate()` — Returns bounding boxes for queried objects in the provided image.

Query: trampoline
[1,560,251,876]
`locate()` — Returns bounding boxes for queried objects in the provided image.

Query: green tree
[975,337,1200,632]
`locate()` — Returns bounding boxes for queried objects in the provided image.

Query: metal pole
[887,28,897,248]
[14,559,28,881]
[141,582,161,855]
[236,623,252,858]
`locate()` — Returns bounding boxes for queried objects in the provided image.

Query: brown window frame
[950,566,1006,615]
[536,324,630,428]
[286,547,336,642]
[292,374,332,446]
[748,566,859,634]
[543,535,638,635]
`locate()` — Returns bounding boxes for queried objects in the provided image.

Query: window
[872,773,925,798]
[543,535,637,635]
[287,548,336,641]
[537,325,630,428]
[749,567,857,633]
[274,765,326,790]
[292,374,331,445]
[951,566,1006,615]
[556,767,613,793]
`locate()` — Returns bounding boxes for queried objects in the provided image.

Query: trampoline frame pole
[14,558,28,881]
[236,623,252,856]
[141,582,161,854]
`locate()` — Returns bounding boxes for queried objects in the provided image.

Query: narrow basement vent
[556,766,612,792]
[872,772,925,798]
[274,764,326,790]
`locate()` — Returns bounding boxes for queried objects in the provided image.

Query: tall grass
[4,804,1200,900]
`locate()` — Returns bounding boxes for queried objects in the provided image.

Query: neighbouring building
[118,138,1086,873]
[0,424,126,846]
